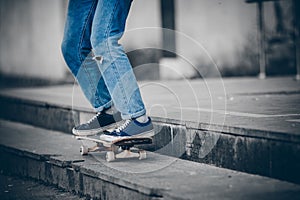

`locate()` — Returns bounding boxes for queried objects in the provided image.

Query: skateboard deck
[75,135,152,162]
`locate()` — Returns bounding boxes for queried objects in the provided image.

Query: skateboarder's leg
[91,0,146,120]
[61,0,122,136]
[61,0,112,112]
[91,0,154,140]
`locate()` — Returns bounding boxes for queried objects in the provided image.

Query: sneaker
[99,117,154,142]
[72,111,122,136]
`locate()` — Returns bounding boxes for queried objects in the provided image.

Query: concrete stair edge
[1,94,300,185]
[0,94,299,143]
[1,120,300,200]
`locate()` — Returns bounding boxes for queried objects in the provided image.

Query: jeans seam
[78,0,104,106]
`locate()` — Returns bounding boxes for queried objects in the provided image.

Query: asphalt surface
[0,173,85,200]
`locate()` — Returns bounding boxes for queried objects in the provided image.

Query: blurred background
[0,0,299,86]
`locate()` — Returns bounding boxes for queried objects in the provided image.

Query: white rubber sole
[72,121,123,136]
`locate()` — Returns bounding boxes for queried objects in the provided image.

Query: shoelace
[115,119,131,133]
[87,112,101,124]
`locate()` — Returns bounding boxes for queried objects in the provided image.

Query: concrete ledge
[0,95,77,133]
[1,94,299,144]
[1,120,300,200]
[1,93,300,184]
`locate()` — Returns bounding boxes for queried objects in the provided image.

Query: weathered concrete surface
[0,120,300,200]
[0,77,299,184]
[0,173,85,200]
[1,77,299,138]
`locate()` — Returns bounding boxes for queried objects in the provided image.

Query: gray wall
[0,0,67,81]
[0,0,295,81]
[124,0,259,78]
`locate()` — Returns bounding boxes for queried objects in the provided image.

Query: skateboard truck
[77,136,152,162]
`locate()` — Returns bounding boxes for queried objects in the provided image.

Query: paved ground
[1,76,299,136]
[0,173,85,200]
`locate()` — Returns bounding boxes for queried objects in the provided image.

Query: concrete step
[0,173,85,200]
[0,80,300,185]
[1,120,300,200]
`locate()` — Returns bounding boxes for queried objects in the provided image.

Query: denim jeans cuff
[94,100,113,112]
[121,109,146,120]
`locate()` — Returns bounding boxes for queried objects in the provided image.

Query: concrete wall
[0,0,67,81]
[0,0,294,81]
[125,0,295,78]
[123,0,259,78]
[176,0,257,76]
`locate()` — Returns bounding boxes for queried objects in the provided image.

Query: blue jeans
[61,0,146,119]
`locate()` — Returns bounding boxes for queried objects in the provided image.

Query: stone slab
[0,120,300,200]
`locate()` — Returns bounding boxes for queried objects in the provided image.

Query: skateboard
[75,134,152,162]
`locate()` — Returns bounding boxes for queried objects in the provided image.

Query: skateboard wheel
[106,151,115,162]
[139,151,147,160]
[80,145,88,156]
